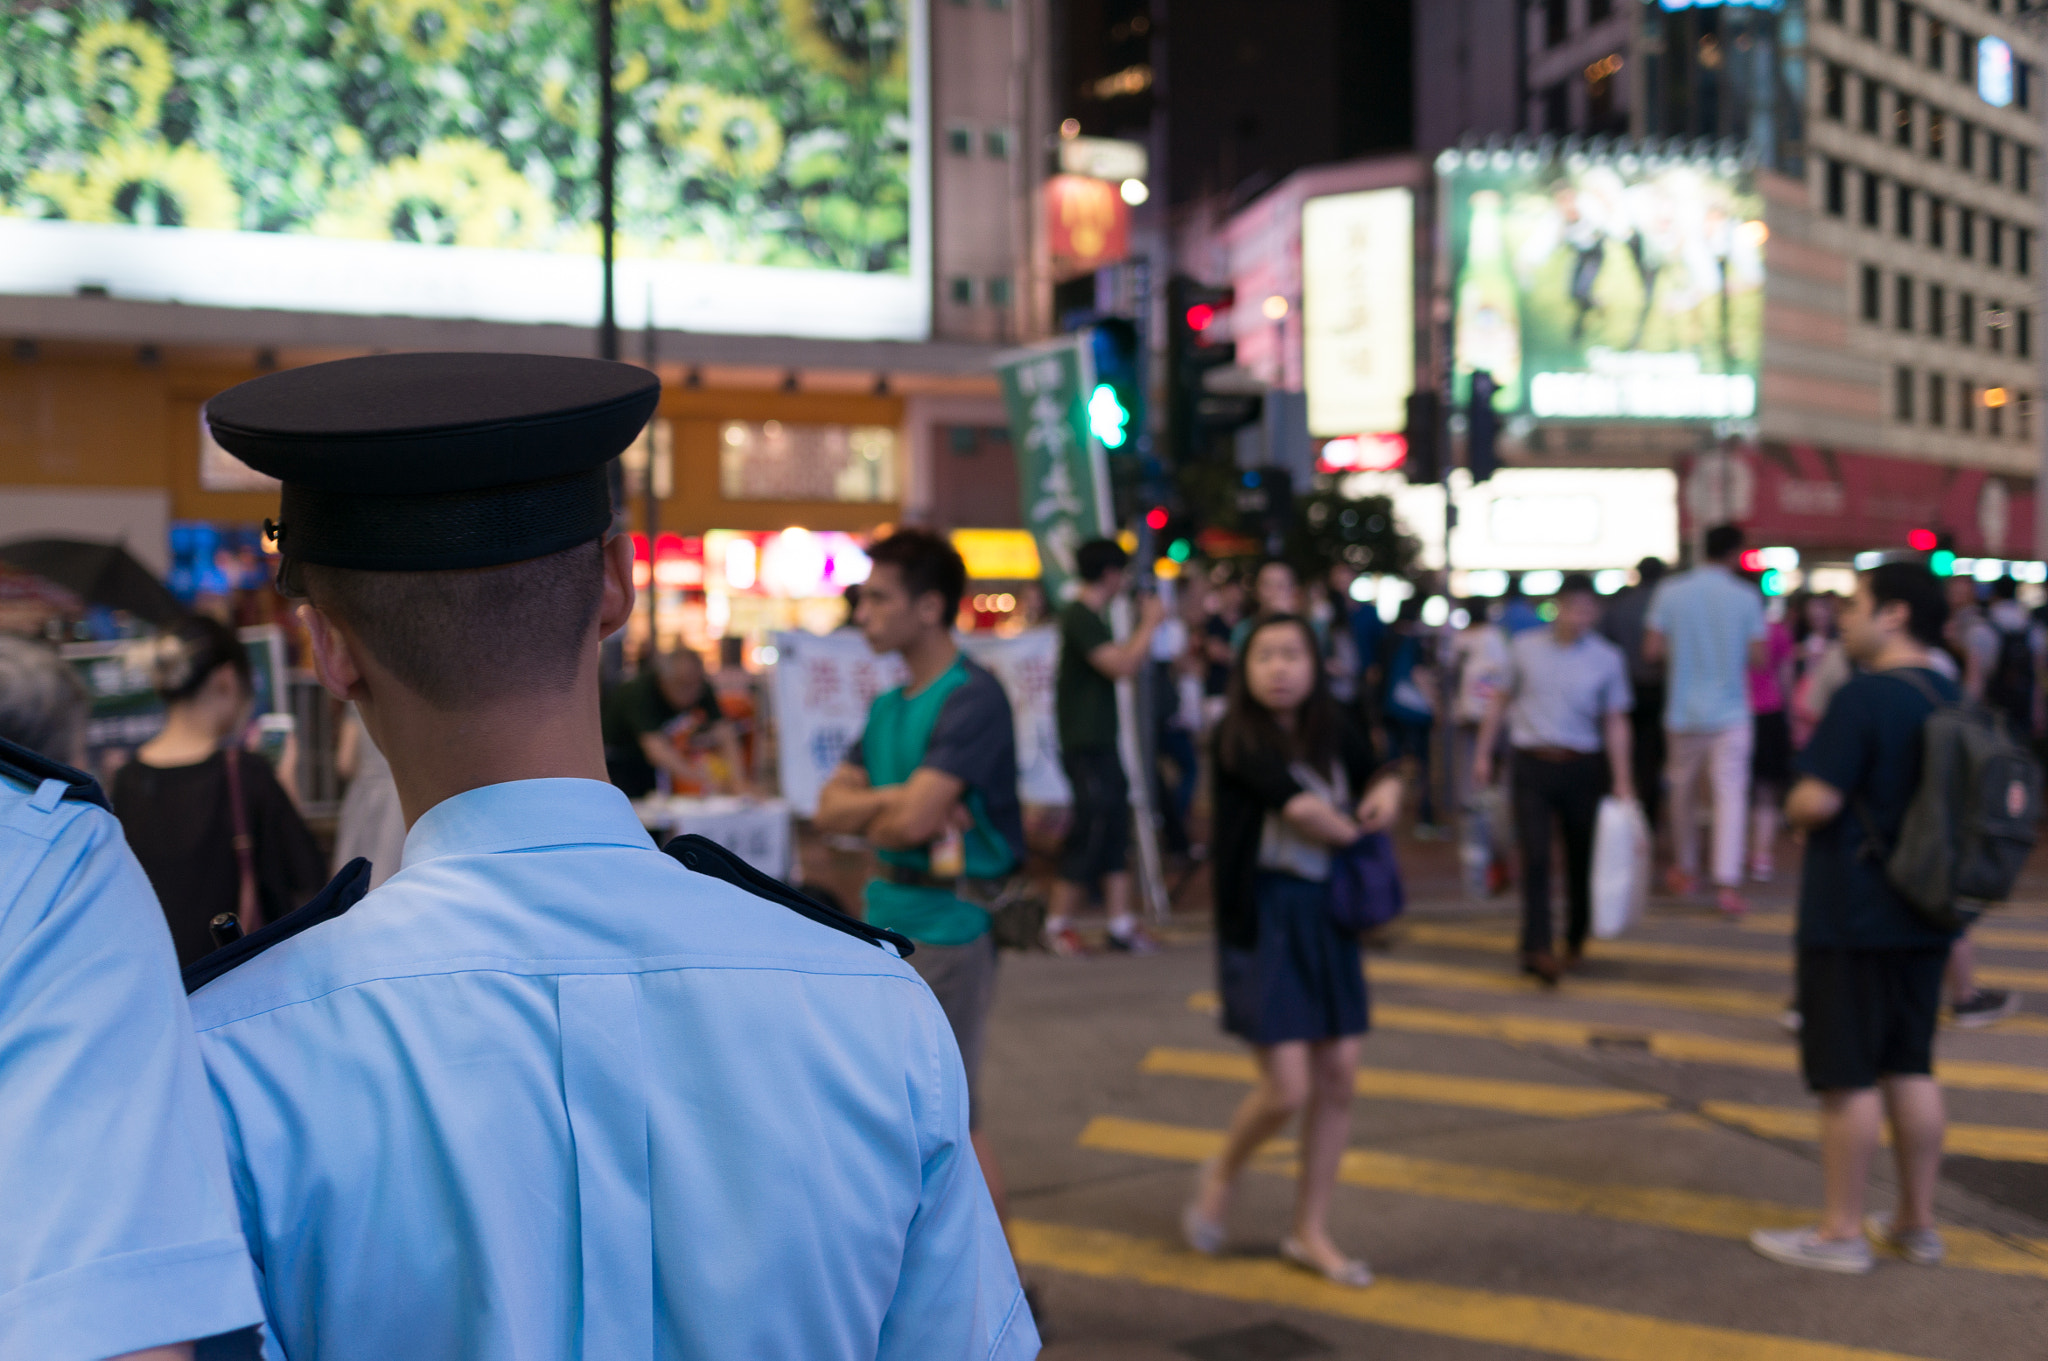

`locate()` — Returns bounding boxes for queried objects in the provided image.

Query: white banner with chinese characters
[771,628,1071,817]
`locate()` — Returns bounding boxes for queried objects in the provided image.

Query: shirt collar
[401,778,652,869]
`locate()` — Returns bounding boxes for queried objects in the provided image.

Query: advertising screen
[1300,186,1414,438]
[1440,146,1764,422]
[0,0,928,340]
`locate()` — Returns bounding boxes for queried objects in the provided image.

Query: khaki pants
[1666,723,1752,889]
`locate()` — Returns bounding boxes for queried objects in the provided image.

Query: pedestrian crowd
[2,342,2042,1361]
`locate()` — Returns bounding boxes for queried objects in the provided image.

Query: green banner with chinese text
[996,340,1111,602]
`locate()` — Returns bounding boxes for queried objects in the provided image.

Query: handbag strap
[222,749,260,933]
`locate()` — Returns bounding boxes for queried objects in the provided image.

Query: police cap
[206,352,659,572]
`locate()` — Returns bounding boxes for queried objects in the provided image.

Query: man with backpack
[1752,560,1966,1273]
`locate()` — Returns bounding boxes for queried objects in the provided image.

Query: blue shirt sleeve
[0,787,264,1360]
[1645,582,1671,635]
[876,991,1039,1361]
[1601,647,1635,717]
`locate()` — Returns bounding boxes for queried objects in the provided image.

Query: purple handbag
[1329,832,1405,932]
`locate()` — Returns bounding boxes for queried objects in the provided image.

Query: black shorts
[1059,747,1131,884]
[1797,947,1950,1091]
[1752,710,1793,787]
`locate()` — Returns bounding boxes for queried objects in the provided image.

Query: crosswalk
[1018,892,2048,1359]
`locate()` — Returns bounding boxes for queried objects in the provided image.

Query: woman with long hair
[1184,612,1404,1287]
[112,617,325,965]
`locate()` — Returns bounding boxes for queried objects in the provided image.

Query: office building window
[1929,195,1945,248]
[983,127,1011,159]
[1961,379,1977,430]
[1896,365,1916,421]
[946,126,972,155]
[1929,372,1947,427]
[1863,170,1882,226]
[1990,301,2007,353]
[1896,273,1916,331]
[1826,159,1847,215]
[2021,310,2034,359]
[1959,121,1976,170]
[1543,81,1569,132]
[1895,0,1913,55]
[1928,282,1945,336]
[1960,290,1977,344]
[1989,218,2004,268]
[1960,207,1976,256]
[1989,133,2004,184]
[1544,0,1567,46]
[1826,0,1844,20]
[1927,16,1946,69]
[1990,395,2005,437]
[1861,263,1882,321]
[2021,230,2034,277]
[1861,0,1880,37]
[948,276,973,305]
[1927,106,1945,157]
[1826,63,1847,119]
[2021,61,2033,112]
[1896,93,1914,147]
[2021,393,2034,443]
[1589,0,1612,20]
[987,276,1012,306]
[1960,29,1977,85]
[1896,183,1914,238]
[2020,148,2033,194]
[1862,77,1882,133]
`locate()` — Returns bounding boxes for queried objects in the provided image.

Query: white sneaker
[1750,1227,1873,1274]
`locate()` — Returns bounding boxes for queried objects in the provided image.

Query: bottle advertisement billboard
[1439,145,1765,423]
[0,0,928,341]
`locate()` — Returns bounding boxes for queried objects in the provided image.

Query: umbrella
[0,538,189,628]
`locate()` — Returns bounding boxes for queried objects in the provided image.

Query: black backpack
[1863,670,2042,932]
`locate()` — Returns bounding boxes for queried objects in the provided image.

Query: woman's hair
[150,616,251,704]
[1220,612,1341,778]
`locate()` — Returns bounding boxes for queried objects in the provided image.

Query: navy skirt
[1219,871,1370,1046]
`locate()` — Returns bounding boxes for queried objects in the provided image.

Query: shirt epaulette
[0,734,110,813]
[662,833,915,957]
[184,856,373,994]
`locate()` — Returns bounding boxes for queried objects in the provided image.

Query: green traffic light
[1931,550,1957,576]
[1760,569,1785,596]
[1167,538,1192,562]
[1088,383,1130,450]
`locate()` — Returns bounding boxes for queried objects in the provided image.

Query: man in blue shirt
[1751,560,1959,1275]
[1646,524,1767,915]
[0,637,265,1360]
[187,354,1036,1361]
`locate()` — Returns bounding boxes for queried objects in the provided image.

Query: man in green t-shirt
[1046,539,1165,956]
[816,529,1025,1221]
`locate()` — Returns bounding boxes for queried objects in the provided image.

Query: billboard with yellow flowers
[0,0,927,339]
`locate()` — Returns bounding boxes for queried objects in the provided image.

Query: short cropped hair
[1558,572,1597,598]
[283,537,604,710]
[1866,560,1949,647]
[1704,524,1745,561]
[866,528,967,620]
[1076,539,1129,583]
[0,635,90,762]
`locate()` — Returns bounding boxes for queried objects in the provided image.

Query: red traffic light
[1145,506,1170,531]
[1738,549,1766,573]
[1185,303,1215,332]
[1907,528,1938,552]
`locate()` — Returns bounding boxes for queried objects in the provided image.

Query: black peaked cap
[207,352,660,572]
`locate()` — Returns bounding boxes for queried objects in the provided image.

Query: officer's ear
[299,602,365,703]
[597,533,636,641]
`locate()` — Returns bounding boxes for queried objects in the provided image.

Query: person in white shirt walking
[1645,525,1767,917]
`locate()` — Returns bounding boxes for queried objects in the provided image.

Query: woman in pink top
[1748,610,1797,881]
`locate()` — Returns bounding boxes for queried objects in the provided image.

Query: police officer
[186,353,1035,1361]
[0,636,265,1360]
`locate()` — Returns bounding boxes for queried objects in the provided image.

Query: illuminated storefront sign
[0,1,929,340]
[1337,467,1680,571]
[1980,36,2016,109]
[1300,187,1415,437]
[1438,145,1765,422]
[1045,174,1131,278]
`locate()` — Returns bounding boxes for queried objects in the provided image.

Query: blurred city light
[1119,177,1149,206]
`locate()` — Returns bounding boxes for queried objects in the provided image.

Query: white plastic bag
[1590,797,1649,940]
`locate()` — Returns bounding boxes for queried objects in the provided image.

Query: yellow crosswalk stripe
[1142,1047,1669,1118]
[1009,1217,1946,1361]
[1370,1003,2048,1094]
[1147,1045,2048,1162]
[1369,956,1792,1018]
[1743,908,2048,933]
[1401,921,2048,992]
[1700,1101,2048,1165]
[1076,1115,2048,1281]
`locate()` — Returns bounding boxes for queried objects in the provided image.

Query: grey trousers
[908,930,1000,1130]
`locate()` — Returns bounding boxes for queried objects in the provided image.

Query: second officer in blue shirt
[186,353,1037,1361]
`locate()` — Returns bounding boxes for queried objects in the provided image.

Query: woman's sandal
[1181,1162,1227,1255]
[1279,1235,1374,1289]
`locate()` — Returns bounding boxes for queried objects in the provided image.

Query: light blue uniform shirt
[189,778,1037,1361]
[0,765,264,1360]
[1504,627,1633,753]
[1646,565,1767,733]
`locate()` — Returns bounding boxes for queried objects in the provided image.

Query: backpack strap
[0,734,110,812]
[661,833,914,957]
[183,856,374,994]
[1875,666,1950,711]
